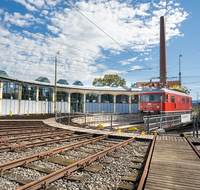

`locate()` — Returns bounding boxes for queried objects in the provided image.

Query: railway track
[0,122,153,190]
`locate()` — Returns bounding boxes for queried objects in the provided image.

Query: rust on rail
[185,136,200,158]
[15,135,139,190]
[137,135,156,190]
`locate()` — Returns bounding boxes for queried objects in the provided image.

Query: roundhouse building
[0,71,141,115]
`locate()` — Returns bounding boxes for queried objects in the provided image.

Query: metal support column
[110,114,113,131]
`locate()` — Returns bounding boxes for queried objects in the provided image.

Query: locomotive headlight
[157,106,159,108]
[141,106,143,108]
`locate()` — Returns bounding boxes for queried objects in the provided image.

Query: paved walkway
[43,118,153,140]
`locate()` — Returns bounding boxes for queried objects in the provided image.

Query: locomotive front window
[182,97,185,104]
[150,94,160,102]
[141,95,149,102]
[186,98,189,104]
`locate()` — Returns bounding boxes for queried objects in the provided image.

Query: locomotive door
[168,94,171,111]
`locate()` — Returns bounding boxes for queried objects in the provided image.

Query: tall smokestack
[160,16,167,83]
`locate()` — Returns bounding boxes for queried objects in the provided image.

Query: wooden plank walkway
[145,136,200,190]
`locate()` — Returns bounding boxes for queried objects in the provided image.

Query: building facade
[0,74,141,115]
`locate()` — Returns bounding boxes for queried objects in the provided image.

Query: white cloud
[27,0,45,8]
[13,0,38,11]
[110,50,120,55]
[47,24,60,34]
[168,1,173,5]
[144,57,152,61]
[40,10,48,15]
[174,3,180,6]
[4,12,42,27]
[0,9,3,14]
[130,65,142,70]
[0,0,189,83]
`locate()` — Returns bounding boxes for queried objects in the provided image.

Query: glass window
[116,95,129,104]
[186,98,189,104]
[57,91,68,102]
[86,93,99,103]
[3,82,19,100]
[101,94,114,103]
[150,94,160,102]
[131,95,139,103]
[141,95,149,102]
[182,97,185,104]
[22,85,36,100]
[171,95,175,103]
[39,87,52,101]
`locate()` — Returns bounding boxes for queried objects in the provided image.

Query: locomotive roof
[139,87,191,97]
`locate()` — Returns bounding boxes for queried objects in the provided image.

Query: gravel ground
[50,140,149,190]
[0,136,150,190]
[0,138,90,164]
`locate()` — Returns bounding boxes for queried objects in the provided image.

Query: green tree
[93,74,126,86]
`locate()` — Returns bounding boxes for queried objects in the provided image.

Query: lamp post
[55,51,59,120]
[179,54,182,87]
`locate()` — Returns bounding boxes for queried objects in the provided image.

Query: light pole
[55,51,59,120]
[179,54,182,87]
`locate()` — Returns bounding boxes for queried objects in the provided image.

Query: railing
[60,113,143,131]
[143,114,192,133]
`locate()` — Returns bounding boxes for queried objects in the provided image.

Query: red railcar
[138,87,192,114]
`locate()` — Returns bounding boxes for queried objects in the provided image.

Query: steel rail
[0,125,49,130]
[0,134,107,172]
[0,127,57,134]
[137,135,156,190]
[0,129,67,138]
[0,133,92,152]
[16,135,138,190]
[0,131,75,145]
[185,137,200,158]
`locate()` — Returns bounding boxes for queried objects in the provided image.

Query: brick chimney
[160,16,167,83]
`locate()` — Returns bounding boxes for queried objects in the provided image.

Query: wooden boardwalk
[145,136,200,190]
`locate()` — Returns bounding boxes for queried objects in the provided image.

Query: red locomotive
[138,86,192,114]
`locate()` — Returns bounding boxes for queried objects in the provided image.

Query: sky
[0,0,200,100]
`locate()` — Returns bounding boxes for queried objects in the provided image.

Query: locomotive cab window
[186,98,189,104]
[141,95,149,102]
[182,97,185,104]
[150,94,160,102]
[171,95,175,103]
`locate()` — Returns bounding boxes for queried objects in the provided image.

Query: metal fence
[60,113,143,131]
[143,114,192,133]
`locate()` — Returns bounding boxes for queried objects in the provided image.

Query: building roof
[94,82,104,87]
[110,82,118,87]
[57,79,69,85]
[0,70,9,78]
[73,81,83,86]
[35,77,50,83]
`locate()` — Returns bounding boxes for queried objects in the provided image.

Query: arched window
[101,94,114,103]
[116,95,129,104]
[57,91,68,102]
[86,93,99,103]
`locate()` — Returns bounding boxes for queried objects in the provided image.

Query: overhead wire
[168,48,200,72]
[64,0,157,74]
[0,20,135,70]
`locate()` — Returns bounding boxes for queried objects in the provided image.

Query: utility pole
[179,54,182,87]
[197,92,198,111]
[55,51,59,120]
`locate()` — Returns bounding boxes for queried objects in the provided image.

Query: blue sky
[0,0,200,100]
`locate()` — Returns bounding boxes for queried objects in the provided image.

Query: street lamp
[55,51,59,120]
[179,54,182,87]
